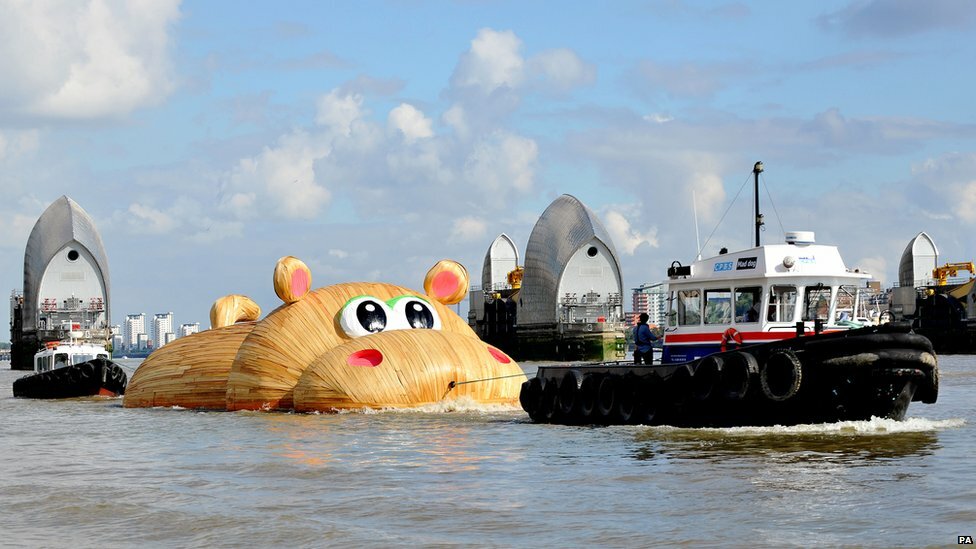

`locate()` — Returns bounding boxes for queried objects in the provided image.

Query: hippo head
[225,257,523,411]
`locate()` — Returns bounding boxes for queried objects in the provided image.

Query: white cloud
[387,103,433,142]
[463,131,538,199]
[910,152,976,224]
[451,28,524,92]
[328,249,349,259]
[0,211,39,249]
[222,128,332,220]
[0,0,180,120]
[451,29,594,99]
[0,130,40,161]
[527,48,596,92]
[315,90,365,135]
[450,216,487,242]
[854,256,888,286]
[126,203,179,234]
[603,209,659,255]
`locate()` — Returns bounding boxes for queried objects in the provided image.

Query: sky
[2,0,976,336]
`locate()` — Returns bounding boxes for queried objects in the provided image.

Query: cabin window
[767,285,797,322]
[36,355,53,372]
[54,353,69,367]
[834,285,861,323]
[704,289,732,324]
[735,286,762,323]
[677,289,701,326]
[73,353,94,364]
[803,285,832,321]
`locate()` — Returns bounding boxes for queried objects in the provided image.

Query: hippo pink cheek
[487,346,511,364]
[347,349,383,367]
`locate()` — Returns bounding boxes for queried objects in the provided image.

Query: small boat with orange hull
[520,163,938,426]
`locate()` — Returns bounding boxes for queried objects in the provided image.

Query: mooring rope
[447,372,528,391]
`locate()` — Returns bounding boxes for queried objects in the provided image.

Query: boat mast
[753,161,764,247]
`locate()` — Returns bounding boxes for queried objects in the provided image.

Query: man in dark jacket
[633,312,658,364]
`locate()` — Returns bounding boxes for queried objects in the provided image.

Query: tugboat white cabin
[663,232,872,363]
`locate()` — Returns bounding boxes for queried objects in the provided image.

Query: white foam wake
[645,416,966,436]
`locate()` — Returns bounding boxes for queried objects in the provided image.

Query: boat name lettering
[736,257,758,270]
[798,255,816,264]
[714,261,734,272]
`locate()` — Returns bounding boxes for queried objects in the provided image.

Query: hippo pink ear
[274,256,312,304]
[424,259,469,305]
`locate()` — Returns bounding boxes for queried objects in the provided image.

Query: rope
[698,171,751,256]
[447,372,528,391]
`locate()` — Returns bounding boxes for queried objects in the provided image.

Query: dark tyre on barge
[520,322,938,427]
[13,357,128,399]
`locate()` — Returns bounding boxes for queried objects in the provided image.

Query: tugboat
[520,163,939,426]
[12,336,127,399]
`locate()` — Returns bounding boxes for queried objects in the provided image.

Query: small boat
[12,340,127,399]
[520,162,939,427]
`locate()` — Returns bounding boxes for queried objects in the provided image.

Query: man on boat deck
[633,313,658,365]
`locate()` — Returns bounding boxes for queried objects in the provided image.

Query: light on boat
[783,256,796,269]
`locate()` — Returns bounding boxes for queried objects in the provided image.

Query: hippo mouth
[292,329,523,411]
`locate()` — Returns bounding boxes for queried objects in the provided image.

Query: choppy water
[0,356,973,548]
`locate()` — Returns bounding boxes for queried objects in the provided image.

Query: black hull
[13,358,127,399]
[520,323,938,427]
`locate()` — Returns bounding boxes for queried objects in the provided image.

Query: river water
[0,356,972,548]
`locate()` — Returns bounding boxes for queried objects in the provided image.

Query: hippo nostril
[348,349,383,367]
[487,346,511,364]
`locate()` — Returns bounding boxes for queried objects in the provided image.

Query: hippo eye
[339,296,392,338]
[390,296,442,331]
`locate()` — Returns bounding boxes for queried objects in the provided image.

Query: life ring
[721,328,744,352]
[760,349,802,401]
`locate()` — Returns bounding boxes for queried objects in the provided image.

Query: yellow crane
[932,261,976,286]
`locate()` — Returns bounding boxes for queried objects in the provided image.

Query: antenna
[693,189,702,260]
[753,161,764,247]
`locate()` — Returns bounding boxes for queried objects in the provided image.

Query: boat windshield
[803,285,832,321]
[735,287,762,323]
[767,285,797,322]
[677,289,701,326]
[54,353,69,368]
[36,355,53,372]
[704,289,732,324]
[72,353,96,364]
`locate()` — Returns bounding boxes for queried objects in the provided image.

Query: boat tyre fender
[578,374,598,420]
[916,364,939,404]
[633,375,662,425]
[805,333,933,355]
[541,377,560,421]
[596,376,616,421]
[615,375,639,424]
[760,349,803,401]
[557,370,584,418]
[691,355,722,401]
[720,351,757,400]
[519,377,544,420]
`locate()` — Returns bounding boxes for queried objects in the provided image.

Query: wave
[642,416,966,436]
